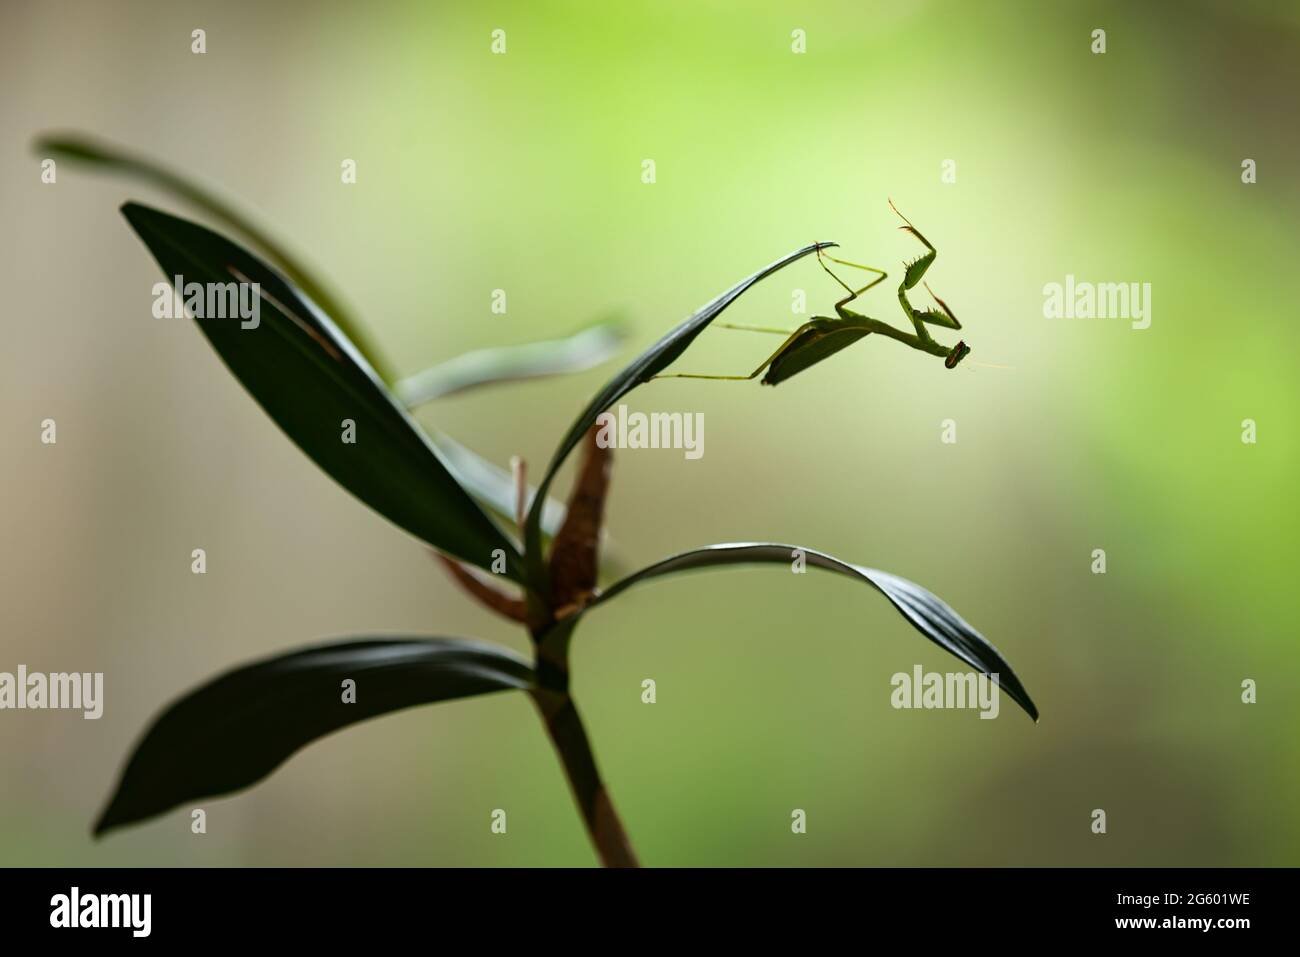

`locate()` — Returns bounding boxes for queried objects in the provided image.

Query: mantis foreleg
[888,199,941,342]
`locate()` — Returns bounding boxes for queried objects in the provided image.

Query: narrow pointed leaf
[36,132,392,381]
[397,318,628,405]
[522,243,834,583]
[42,131,588,559]
[95,637,534,835]
[579,542,1037,721]
[121,202,524,581]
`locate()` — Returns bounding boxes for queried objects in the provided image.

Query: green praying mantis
[657,201,972,386]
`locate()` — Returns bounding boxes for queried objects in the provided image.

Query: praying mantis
[657,201,971,386]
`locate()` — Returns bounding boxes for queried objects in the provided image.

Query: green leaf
[95,637,534,835]
[39,132,593,547]
[577,542,1038,722]
[36,132,392,382]
[522,244,833,585]
[397,318,628,405]
[122,202,525,581]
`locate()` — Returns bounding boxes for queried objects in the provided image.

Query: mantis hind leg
[652,370,765,381]
[652,319,824,382]
[713,322,795,335]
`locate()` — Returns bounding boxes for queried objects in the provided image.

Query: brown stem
[528,426,635,865]
[533,691,639,868]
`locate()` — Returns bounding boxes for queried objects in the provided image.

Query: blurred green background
[2,0,1297,866]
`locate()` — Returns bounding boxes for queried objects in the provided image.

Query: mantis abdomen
[761,320,871,386]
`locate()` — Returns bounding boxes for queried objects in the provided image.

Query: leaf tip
[1021,696,1040,723]
[91,804,118,839]
[119,201,156,238]
[32,131,83,157]
[92,779,141,838]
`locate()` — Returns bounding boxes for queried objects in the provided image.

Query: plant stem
[534,692,639,868]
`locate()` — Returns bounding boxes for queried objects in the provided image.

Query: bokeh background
[2,0,1297,866]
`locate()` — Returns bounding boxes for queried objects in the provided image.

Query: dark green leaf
[36,133,392,381]
[95,637,534,835]
[579,542,1038,721]
[397,318,628,405]
[122,202,525,581]
[522,244,833,585]
[41,132,587,548]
